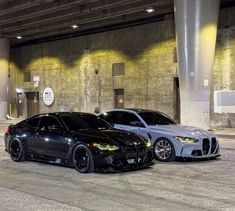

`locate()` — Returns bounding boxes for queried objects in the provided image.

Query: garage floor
[0,133,234,211]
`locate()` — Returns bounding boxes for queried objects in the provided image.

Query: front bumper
[174,137,220,159]
[94,149,153,170]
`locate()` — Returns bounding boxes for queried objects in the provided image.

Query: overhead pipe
[0,0,171,33]
[2,3,172,36]
[0,0,53,16]
[0,0,97,22]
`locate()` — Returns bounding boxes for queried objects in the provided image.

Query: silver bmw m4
[99,109,220,161]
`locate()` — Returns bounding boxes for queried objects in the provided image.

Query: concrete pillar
[0,38,10,120]
[174,0,220,128]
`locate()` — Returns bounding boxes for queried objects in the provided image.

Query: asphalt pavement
[0,119,235,211]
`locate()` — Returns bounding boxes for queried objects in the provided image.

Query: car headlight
[93,143,119,151]
[146,139,152,148]
[174,136,198,143]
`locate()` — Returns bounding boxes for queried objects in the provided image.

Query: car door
[31,115,69,159]
[15,116,41,153]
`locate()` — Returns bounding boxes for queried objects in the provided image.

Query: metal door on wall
[173,77,180,123]
[114,89,124,108]
[26,92,39,117]
[16,93,23,117]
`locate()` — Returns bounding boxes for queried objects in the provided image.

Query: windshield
[138,112,176,126]
[61,114,111,131]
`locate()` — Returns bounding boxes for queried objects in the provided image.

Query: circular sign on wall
[43,87,54,106]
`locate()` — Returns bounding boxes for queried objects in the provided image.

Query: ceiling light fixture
[145,6,155,13]
[71,24,78,29]
[16,36,22,39]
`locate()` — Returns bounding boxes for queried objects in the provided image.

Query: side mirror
[130,121,144,127]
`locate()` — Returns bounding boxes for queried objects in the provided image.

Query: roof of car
[54,112,95,116]
[28,112,96,119]
[103,108,159,113]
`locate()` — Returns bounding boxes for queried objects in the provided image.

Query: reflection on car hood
[147,125,214,138]
[71,129,146,146]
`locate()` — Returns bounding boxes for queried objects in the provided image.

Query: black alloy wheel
[9,138,25,162]
[72,145,94,173]
[153,138,175,162]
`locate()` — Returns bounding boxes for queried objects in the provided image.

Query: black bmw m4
[4,112,153,173]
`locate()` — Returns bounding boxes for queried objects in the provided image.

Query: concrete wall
[9,18,177,119]
[9,6,235,127]
[211,6,235,127]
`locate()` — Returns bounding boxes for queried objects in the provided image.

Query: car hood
[71,129,146,147]
[147,124,214,138]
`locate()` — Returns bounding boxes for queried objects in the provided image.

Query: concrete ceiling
[0,0,234,46]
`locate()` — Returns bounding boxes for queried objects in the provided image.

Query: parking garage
[0,0,235,210]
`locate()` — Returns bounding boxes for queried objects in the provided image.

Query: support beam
[0,38,9,119]
[174,0,220,128]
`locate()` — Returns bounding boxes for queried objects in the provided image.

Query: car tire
[153,137,175,162]
[9,138,25,162]
[72,145,94,173]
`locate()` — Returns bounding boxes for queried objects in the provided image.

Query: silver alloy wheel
[154,139,172,160]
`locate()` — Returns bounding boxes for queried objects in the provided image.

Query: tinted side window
[113,112,126,124]
[125,113,142,126]
[100,111,141,126]
[39,116,61,131]
[139,112,176,125]
[99,113,108,122]
[25,117,40,129]
[100,112,124,125]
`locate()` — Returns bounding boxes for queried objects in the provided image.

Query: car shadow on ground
[6,158,156,175]
[1,154,221,175]
[154,156,221,165]
[98,162,155,175]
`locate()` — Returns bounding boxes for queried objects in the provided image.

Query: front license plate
[127,158,135,164]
